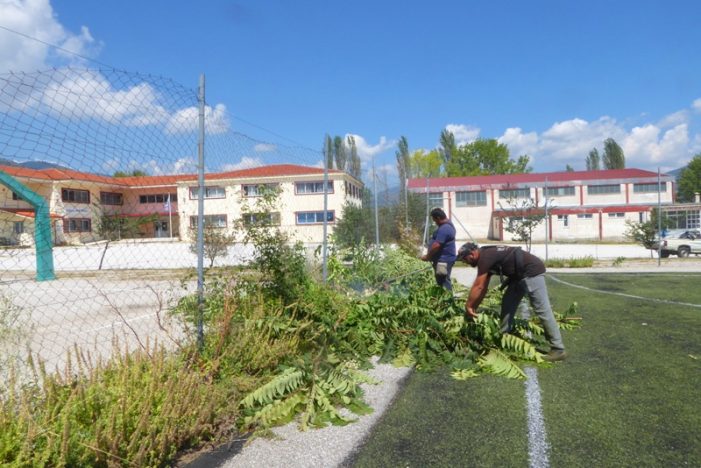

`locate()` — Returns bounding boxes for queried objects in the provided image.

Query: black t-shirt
[476,246,546,279]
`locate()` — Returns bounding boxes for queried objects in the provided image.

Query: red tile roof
[407,168,673,190]
[0,164,342,188]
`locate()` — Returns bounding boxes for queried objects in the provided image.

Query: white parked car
[652,229,701,258]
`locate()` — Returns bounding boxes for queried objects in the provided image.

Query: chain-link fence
[0,67,362,377]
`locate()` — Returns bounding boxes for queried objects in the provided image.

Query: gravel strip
[220,357,412,468]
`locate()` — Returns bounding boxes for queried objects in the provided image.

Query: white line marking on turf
[548,275,701,309]
[524,367,550,468]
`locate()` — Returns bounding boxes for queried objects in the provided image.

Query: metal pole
[322,147,329,282]
[167,193,173,238]
[422,177,430,247]
[196,74,206,350]
[373,156,380,245]
[657,168,662,266]
[404,178,409,226]
[544,177,549,262]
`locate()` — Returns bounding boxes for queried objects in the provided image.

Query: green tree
[602,138,625,169]
[586,148,600,170]
[347,135,362,179]
[624,219,656,254]
[624,209,671,257]
[334,188,426,249]
[396,136,410,220]
[235,185,308,304]
[333,136,348,172]
[498,197,545,252]
[408,149,443,178]
[113,169,148,177]
[677,153,701,202]
[445,138,530,176]
[190,224,235,268]
[323,134,334,169]
[439,129,456,165]
[565,164,575,172]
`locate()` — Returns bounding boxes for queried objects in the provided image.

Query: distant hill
[666,167,684,178]
[0,157,70,171]
[375,184,401,207]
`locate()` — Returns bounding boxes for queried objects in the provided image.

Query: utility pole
[373,156,380,246]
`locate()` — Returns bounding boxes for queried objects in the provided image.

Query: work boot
[543,348,567,362]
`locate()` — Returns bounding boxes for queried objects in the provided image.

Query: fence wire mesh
[0,67,351,377]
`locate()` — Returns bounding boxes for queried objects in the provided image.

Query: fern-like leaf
[240,367,304,409]
[478,349,527,379]
[451,368,479,380]
[243,393,305,428]
[391,348,415,367]
[500,334,544,363]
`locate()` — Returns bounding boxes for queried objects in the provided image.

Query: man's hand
[465,306,479,319]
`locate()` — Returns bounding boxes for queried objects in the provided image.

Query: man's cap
[430,207,447,219]
[457,242,479,260]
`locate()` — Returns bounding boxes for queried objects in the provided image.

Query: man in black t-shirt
[456,242,566,362]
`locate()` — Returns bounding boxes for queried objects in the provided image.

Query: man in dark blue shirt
[421,207,457,290]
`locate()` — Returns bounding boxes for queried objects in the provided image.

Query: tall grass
[545,256,595,268]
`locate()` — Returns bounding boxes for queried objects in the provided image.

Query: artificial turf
[346,273,701,467]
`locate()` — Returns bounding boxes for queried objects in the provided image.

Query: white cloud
[498,127,538,158]
[40,70,170,125]
[101,156,196,175]
[488,112,696,172]
[166,103,230,135]
[445,123,480,146]
[221,157,264,172]
[0,0,100,73]
[346,134,394,163]
[254,143,276,153]
[657,110,688,128]
[693,98,701,112]
[535,117,625,164]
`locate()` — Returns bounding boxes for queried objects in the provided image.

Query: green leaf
[478,350,527,379]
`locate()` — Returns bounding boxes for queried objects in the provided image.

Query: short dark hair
[430,207,447,220]
[457,242,479,260]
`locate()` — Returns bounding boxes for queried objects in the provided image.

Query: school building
[408,168,687,242]
[0,164,363,247]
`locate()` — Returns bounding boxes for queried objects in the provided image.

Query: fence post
[196,74,206,350]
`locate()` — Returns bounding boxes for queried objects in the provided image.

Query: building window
[633,182,666,193]
[189,186,225,199]
[12,191,20,200]
[456,190,487,207]
[544,186,575,197]
[61,188,90,204]
[242,184,278,197]
[557,214,569,227]
[65,218,92,232]
[345,182,362,199]
[100,192,123,205]
[577,213,593,219]
[499,188,530,199]
[296,211,334,224]
[189,214,227,229]
[139,193,177,204]
[666,210,701,229]
[608,212,625,218]
[428,192,443,208]
[13,221,24,234]
[295,181,334,194]
[242,212,281,226]
[587,184,620,195]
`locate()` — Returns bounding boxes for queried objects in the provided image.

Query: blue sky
[2,0,701,183]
